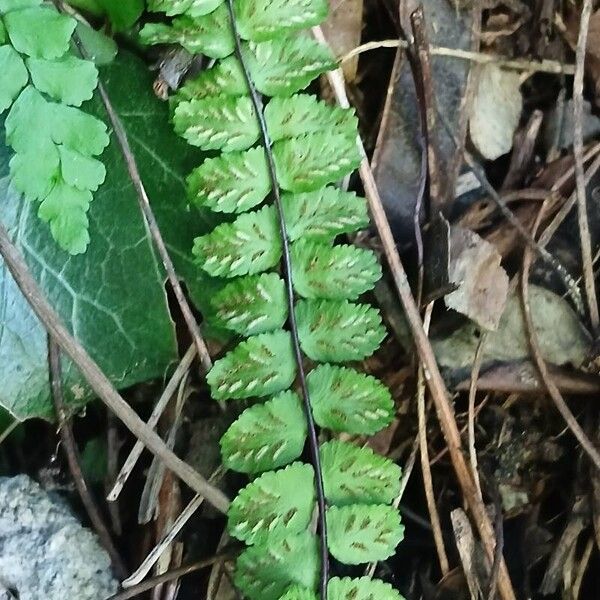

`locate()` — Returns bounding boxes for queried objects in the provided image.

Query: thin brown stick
[48,337,128,579]
[468,334,486,501]
[107,344,197,501]
[573,0,599,332]
[313,25,516,600]
[573,536,594,600]
[108,553,235,600]
[0,223,230,513]
[521,206,600,471]
[417,303,449,575]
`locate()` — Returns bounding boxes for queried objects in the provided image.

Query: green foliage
[228,462,315,544]
[207,331,296,400]
[291,241,382,300]
[148,0,224,17]
[296,299,386,362]
[141,1,404,597]
[328,577,406,600]
[235,531,320,600]
[320,440,401,506]
[220,391,306,473]
[308,365,395,434]
[0,1,108,253]
[327,504,404,564]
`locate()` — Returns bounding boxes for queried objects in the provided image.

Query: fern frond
[175,56,247,101]
[274,132,361,193]
[236,0,327,41]
[211,273,287,336]
[207,331,296,400]
[328,577,406,600]
[235,531,320,600]
[308,364,394,434]
[296,300,386,362]
[327,504,404,564]
[320,440,401,506]
[193,206,281,277]
[228,462,315,544]
[220,390,307,473]
[187,146,269,213]
[282,188,369,242]
[173,95,259,151]
[147,0,224,17]
[0,2,108,253]
[264,94,357,142]
[278,586,317,600]
[291,241,382,300]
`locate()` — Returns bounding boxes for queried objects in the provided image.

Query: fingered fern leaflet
[142,1,406,599]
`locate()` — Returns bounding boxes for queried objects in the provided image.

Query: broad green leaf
[96,0,144,30]
[327,504,404,564]
[308,365,394,435]
[265,94,357,142]
[75,22,118,66]
[220,390,307,473]
[187,146,269,213]
[173,95,259,152]
[237,0,327,41]
[0,45,28,113]
[9,142,59,200]
[58,146,106,192]
[245,36,336,97]
[148,0,224,17]
[211,273,287,336]
[0,51,214,420]
[37,180,92,254]
[291,241,381,300]
[140,6,234,58]
[27,56,98,106]
[274,132,361,192]
[235,531,320,600]
[278,586,317,600]
[328,577,406,600]
[175,56,247,100]
[296,300,386,362]
[228,462,315,544]
[193,206,281,278]
[207,331,296,400]
[283,188,369,242]
[4,7,75,59]
[0,0,41,11]
[320,440,401,506]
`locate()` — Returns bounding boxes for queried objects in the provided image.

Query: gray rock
[0,475,119,600]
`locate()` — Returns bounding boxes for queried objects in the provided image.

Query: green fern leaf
[274,132,361,193]
[147,0,224,17]
[320,440,401,506]
[26,55,98,106]
[228,462,315,544]
[193,206,281,277]
[283,188,369,242]
[308,364,394,434]
[173,95,259,151]
[211,273,287,336]
[0,1,41,12]
[58,146,106,192]
[175,56,247,101]
[291,241,381,300]
[245,36,336,97]
[187,146,269,213]
[296,300,386,362]
[237,0,327,42]
[265,94,357,142]
[207,331,296,400]
[4,6,74,59]
[9,142,58,200]
[328,577,406,600]
[327,504,404,564]
[0,45,27,112]
[140,6,234,58]
[235,531,320,600]
[220,390,307,473]
[278,586,317,600]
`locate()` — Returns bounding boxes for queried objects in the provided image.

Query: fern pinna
[142,1,405,599]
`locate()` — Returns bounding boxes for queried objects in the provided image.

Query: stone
[0,475,119,600]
